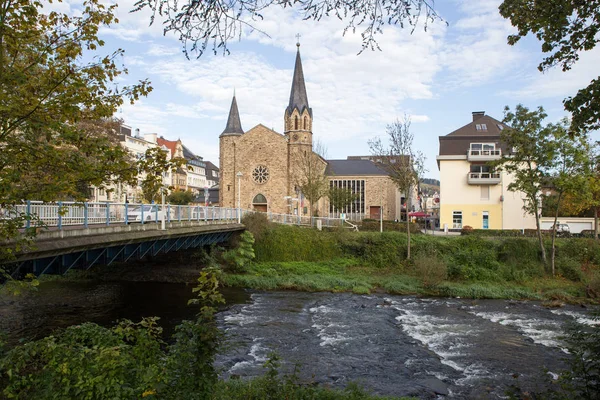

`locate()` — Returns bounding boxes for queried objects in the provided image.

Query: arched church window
[295,116,298,130]
[252,165,270,184]
[252,194,268,204]
[304,116,308,129]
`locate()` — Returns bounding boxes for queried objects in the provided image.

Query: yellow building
[436,111,536,231]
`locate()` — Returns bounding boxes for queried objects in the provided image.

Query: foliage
[327,186,358,214]
[0,0,152,286]
[494,104,555,265]
[138,147,186,203]
[359,219,421,233]
[133,0,442,58]
[227,224,600,300]
[0,318,165,399]
[544,119,593,276]
[162,266,225,398]
[241,212,271,241]
[0,0,150,203]
[411,256,447,289]
[222,231,256,273]
[294,140,329,218]
[368,115,426,259]
[253,224,342,262]
[212,354,404,399]
[167,189,194,205]
[499,0,600,135]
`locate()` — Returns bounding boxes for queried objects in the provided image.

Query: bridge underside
[8,230,236,278]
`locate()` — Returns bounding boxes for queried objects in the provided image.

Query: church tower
[284,42,313,147]
[219,94,244,208]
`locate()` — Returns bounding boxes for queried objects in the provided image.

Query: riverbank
[222,220,600,303]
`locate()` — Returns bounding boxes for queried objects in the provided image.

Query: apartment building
[436,111,536,230]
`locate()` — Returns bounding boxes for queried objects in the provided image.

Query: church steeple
[284,42,313,140]
[286,43,312,118]
[221,94,244,136]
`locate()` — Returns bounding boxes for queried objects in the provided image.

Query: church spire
[221,94,244,136]
[286,43,312,117]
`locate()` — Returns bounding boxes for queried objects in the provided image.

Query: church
[219,44,408,221]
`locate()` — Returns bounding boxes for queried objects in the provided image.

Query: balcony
[467,149,502,162]
[467,172,501,185]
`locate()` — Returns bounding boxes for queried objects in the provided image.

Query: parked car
[126,205,167,223]
[551,223,570,236]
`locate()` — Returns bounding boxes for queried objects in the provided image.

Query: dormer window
[475,123,488,131]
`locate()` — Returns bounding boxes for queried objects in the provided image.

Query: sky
[56,0,600,179]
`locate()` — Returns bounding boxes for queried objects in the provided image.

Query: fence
[2,201,349,230]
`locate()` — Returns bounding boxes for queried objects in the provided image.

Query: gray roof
[286,47,312,117]
[439,113,511,156]
[446,115,507,136]
[325,159,388,176]
[221,95,244,136]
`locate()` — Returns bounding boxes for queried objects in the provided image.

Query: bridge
[3,202,245,278]
[2,201,347,278]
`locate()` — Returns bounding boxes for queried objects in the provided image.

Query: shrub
[460,225,474,235]
[586,272,600,298]
[359,219,421,233]
[556,257,583,282]
[412,255,447,288]
[241,212,271,242]
[221,231,256,273]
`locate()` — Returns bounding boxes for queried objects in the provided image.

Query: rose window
[252,165,270,184]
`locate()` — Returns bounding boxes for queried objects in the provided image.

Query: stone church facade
[219,45,408,220]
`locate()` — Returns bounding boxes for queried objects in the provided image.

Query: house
[436,111,536,230]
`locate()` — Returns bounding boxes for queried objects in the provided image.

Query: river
[1,280,597,399]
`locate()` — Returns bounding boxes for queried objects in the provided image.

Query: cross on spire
[295,33,301,48]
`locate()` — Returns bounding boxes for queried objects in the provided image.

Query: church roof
[325,159,389,176]
[286,46,312,117]
[221,95,244,136]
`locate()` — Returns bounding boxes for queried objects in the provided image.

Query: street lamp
[236,171,243,223]
[161,186,166,231]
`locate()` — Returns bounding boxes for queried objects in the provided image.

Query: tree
[133,0,443,58]
[295,140,328,218]
[0,0,151,277]
[167,189,195,205]
[494,105,555,265]
[327,186,357,217]
[544,119,591,276]
[499,0,600,135]
[138,147,186,203]
[368,115,425,260]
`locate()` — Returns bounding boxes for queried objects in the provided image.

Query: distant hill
[421,178,440,186]
[419,178,440,196]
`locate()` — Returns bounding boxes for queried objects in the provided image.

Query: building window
[452,211,463,229]
[469,143,497,155]
[329,179,365,216]
[480,186,490,200]
[252,165,270,184]
[98,188,105,196]
[295,116,298,130]
[475,123,487,131]
[304,116,308,129]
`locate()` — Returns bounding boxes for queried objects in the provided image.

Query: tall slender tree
[494,105,554,265]
[369,115,425,260]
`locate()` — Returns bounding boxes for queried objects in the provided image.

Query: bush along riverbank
[220,214,600,303]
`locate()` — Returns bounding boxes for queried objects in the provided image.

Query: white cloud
[502,47,600,100]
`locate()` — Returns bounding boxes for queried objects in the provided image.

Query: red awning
[408,212,430,218]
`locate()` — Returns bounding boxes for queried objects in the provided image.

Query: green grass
[224,225,600,303]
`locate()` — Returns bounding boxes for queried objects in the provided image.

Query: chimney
[472,111,485,121]
[135,128,140,138]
